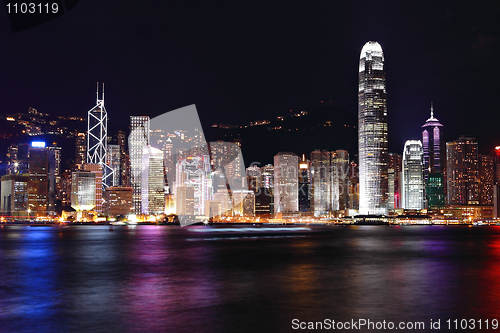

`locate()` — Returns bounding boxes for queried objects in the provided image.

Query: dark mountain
[206,103,358,166]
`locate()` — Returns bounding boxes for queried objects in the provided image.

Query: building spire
[430,101,434,119]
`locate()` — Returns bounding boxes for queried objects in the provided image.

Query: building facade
[446,137,479,206]
[274,152,298,214]
[129,116,150,214]
[358,41,388,215]
[402,140,425,210]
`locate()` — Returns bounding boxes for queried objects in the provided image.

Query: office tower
[87,83,113,188]
[75,132,86,165]
[358,41,388,215]
[104,186,133,216]
[82,164,103,213]
[232,190,255,216]
[163,137,174,188]
[129,116,150,214]
[388,153,403,209]
[426,173,445,209]
[141,146,165,215]
[479,155,494,206]
[117,130,130,186]
[274,152,299,214]
[1,174,29,217]
[310,150,330,216]
[71,171,96,211]
[28,142,49,215]
[259,164,274,214]
[246,165,261,192]
[331,150,349,211]
[176,186,194,215]
[422,103,444,179]
[402,140,425,210]
[106,144,121,186]
[348,161,359,211]
[298,155,311,212]
[446,136,479,205]
[175,155,212,216]
[261,164,274,190]
[7,143,29,175]
[48,146,61,212]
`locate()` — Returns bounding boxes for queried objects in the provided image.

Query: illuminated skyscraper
[75,132,86,165]
[106,144,121,186]
[28,142,49,215]
[479,155,494,206]
[87,83,113,188]
[274,152,298,214]
[310,150,330,216]
[331,150,349,212]
[82,164,103,213]
[446,136,479,205]
[129,116,150,214]
[71,171,96,212]
[358,41,388,215]
[402,140,425,210]
[422,103,444,178]
[141,146,165,215]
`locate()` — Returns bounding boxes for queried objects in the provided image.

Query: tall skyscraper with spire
[422,102,444,180]
[358,41,388,215]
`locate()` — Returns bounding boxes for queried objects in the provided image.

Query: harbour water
[1,224,500,332]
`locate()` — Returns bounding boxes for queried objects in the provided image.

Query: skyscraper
[422,103,444,178]
[274,152,298,214]
[331,150,349,212]
[402,140,425,210]
[141,146,165,215]
[106,144,121,187]
[446,136,479,205]
[310,150,330,216]
[87,83,113,188]
[358,41,388,215]
[28,143,49,215]
[129,116,150,214]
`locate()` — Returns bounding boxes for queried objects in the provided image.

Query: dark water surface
[1,225,500,332]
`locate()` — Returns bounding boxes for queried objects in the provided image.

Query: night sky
[1,1,499,155]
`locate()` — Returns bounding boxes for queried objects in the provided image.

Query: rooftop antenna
[102,82,105,103]
[430,101,434,119]
[96,82,99,104]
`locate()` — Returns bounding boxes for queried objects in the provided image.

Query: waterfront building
[28,143,49,215]
[0,174,29,217]
[274,152,298,214]
[298,155,311,212]
[402,140,425,210]
[358,41,388,215]
[82,164,103,213]
[117,130,129,186]
[422,103,444,179]
[446,136,479,205]
[103,186,133,216]
[479,154,494,206]
[331,150,349,212]
[175,155,212,215]
[310,150,330,216]
[388,153,402,209]
[71,171,96,211]
[129,115,150,214]
[426,173,445,209]
[141,146,165,215]
[48,146,61,213]
[106,144,121,187]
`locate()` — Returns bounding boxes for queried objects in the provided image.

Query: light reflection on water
[1,225,500,332]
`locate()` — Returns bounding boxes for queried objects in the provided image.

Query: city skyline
[1,2,499,155]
